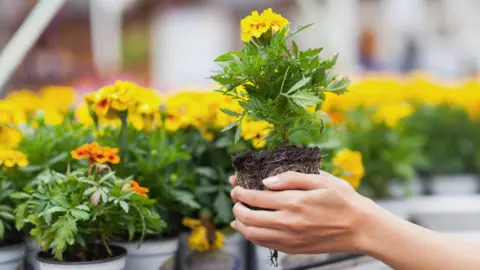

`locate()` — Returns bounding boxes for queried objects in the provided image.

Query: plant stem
[101,234,112,256]
[118,111,128,156]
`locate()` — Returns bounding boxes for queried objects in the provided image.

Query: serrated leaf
[221,121,238,132]
[75,204,90,212]
[289,91,321,107]
[14,203,27,230]
[172,190,200,209]
[43,206,67,215]
[214,51,244,62]
[83,187,97,196]
[99,171,116,184]
[326,77,351,93]
[214,191,232,223]
[286,77,311,94]
[70,209,90,221]
[221,108,240,117]
[119,201,129,213]
[195,167,217,179]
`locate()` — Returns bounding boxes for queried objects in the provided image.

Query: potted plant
[212,8,349,266]
[83,82,201,270]
[12,142,165,270]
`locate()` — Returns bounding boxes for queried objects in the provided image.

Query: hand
[229,171,378,254]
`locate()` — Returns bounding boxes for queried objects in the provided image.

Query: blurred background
[2,0,480,94]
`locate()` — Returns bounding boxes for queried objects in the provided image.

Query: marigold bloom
[85,80,140,118]
[0,101,27,125]
[240,8,288,42]
[0,126,22,149]
[332,149,365,189]
[241,120,272,149]
[5,90,41,114]
[0,149,28,168]
[123,180,149,198]
[71,142,120,164]
[182,217,225,252]
[373,103,414,128]
[40,86,75,113]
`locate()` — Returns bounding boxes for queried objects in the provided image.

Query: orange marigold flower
[124,180,149,198]
[71,142,120,164]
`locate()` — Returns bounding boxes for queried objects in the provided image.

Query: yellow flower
[241,120,272,149]
[373,103,414,128]
[75,103,94,126]
[39,86,75,113]
[241,10,270,42]
[129,88,162,132]
[0,101,27,125]
[182,218,225,253]
[5,90,41,114]
[0,126,22,148]
[85,80,140,118]
[0,149,28,168]
[43,110,64,125]
[332,149,365,189]
[261,8,289,33]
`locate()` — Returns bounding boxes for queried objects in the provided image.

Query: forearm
[359,205,480,270]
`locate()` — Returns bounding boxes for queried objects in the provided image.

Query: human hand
[229,171,378,254]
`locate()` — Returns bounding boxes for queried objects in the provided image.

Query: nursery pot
[0,242,25,270]
[222,232,246,270]
[114,237,178,270]
[36,245,126,270]
[183,250,240,270]
[26,237,42,270]
[254,245,329,270]
[232,146,321,192]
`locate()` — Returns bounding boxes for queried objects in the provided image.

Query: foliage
[13,165,165,261]
[0,178,18,244]
[343,107,424,198]
[213,9,349,148]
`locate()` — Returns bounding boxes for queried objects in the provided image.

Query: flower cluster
[71,142,120,164]
[0,149,28,168]
[182,217,225,252]
[241,8,289,42]
[332,149,365,190]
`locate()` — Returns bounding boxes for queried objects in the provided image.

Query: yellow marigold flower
[182,218,225,252]
[43,110,64,125]
[332,149,365,189]
[0,149,28,168]
[85,81,140,118]
[373,103,414,128]
[241,120,272,149]
[261,8,289,33]
[40,86,75,113]
[0,126,22,148]
[75,103,94,126]
[0,101,27,125]
[71,142,120,164]
[240,8,288,43]
[5,90,41,114]
[129,88,162,132]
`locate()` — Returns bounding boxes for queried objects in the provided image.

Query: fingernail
[262,176,279,186]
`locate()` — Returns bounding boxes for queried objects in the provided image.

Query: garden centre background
[2,0,480,269]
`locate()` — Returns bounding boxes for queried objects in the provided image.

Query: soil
[232,146,322,192]
[36,244,126,263]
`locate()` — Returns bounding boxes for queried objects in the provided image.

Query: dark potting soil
[36,244,126,264]
[232,146,322,191]
[0,233,24,248]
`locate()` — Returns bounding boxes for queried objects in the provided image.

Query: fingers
[262,171,327,191]
[232,186,288,210]
[231,219,284,243]
[232,202,281,229]
[229,175,237,187]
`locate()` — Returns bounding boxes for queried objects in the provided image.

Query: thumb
[262,171,326,191]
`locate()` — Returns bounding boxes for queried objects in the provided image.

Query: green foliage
[404,104,478,175]
[0,178,17,242]
[212,24,349,148]
[13,166,165,261]
[343,108,424,198]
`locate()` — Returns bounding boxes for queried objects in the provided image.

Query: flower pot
[36,245,126,270]
[0,242,25,270]
[431,174,478,195]
[184,250,240,270]
[222,232,246,270]
[114,237,178,270]
[254,245,328,270]
[26,238,42,270]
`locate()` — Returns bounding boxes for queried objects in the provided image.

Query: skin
[229,171,480,270]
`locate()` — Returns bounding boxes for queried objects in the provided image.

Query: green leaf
[83,187,97,196]
[10,192,31,200]
[75,205,90,212]
[221,120,238,132]
[286,77,311,94]
[14,203,27,230]
[289,91,321,107]
[0,212,14,221]
[18,165,44,173]
[214,137,231,148]
[214,51,244,62]
[214,191,232,223]
[286,23,314,39]
[43,206,67,216]
[172,190,200,209]
[0,221,4,241]
[119,201,129,213]
[195,167,217,179]
[221,108,240,117]
[234,125,242,144]
[70,209,90,221]
[99,171,116,184]
[47,152,68,166]
[292,41,299,57]
[326,77,351,93]
[195,186,218,194]
[127,222,135,241]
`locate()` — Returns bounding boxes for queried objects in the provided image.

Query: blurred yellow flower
[373,103,414,128]
[0,149,28,168]
[332,149,365,189]
[40,86,75,113]
[5,90,41,114]
[129,88,162,132]
[0,126,22,148]
[182,217,225,253]
[241,120,272,149]
[0,101,27,125]
[43,110,64,125]
[75,103,94,126]
[85,80,140,118]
